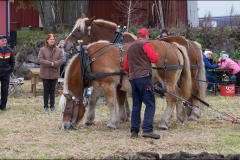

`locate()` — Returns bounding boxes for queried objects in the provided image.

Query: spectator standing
[123,28,160,139]
[157,29,168,39]
[0,34,15,111]
[58,40,69,78]
[38,34,64,111]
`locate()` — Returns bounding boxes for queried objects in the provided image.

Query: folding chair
[8,73,24,97]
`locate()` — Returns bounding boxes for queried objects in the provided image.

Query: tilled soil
[104,151,240,160]
[161,151,240,160]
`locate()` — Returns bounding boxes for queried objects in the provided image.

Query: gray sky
[198,1,240,17]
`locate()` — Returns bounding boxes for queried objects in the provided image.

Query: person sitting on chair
[217,54,236,82]
[218,54,240,94]
[0,34,15,111]
[203,49,220,94]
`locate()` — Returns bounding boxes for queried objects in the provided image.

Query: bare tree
[36,0,56,34]
[62,1,89,27]
[112,0,148,31]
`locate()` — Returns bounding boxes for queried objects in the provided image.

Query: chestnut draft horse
[159,37,206,122]
[64,13,136,125]
[59,40,192,130]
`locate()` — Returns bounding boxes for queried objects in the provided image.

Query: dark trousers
[42,78,57,108]
[236,72,240,89]
[206,72,219,90]
[130,75,155,133]
[0,73,10,110]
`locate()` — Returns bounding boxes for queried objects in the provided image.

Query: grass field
[0,80,240,159]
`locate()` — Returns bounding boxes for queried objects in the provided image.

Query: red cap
[137,28,149,36]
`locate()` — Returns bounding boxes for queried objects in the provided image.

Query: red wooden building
[0,1,8,37]
[2,0,197,35]
[9,0,39,31]
[89,0,189,28]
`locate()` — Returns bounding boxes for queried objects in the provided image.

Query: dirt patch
[161,151,240,160]
[104,151,240,160]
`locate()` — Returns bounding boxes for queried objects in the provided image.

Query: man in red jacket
[123,28,160,139]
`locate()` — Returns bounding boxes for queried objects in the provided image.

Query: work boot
[206,89,212,95]
[142,132,160,139]
[130,129,139,139]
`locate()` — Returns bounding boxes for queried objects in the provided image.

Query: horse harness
[62,26,128,126]
[68,24,125,52]
[80,40,185,93]
[68,25,92,51]
[152,41,183,92]
[79,42,128,89]
[185,39,201,70]
[62,90,80,130]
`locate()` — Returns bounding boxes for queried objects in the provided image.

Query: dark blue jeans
[0,73,10,110]
[206,72,219,90]
[42,79,57,108]
[130,75,155,133]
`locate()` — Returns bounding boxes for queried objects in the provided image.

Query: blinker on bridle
[62,91,81,130]
[69,26,91,51]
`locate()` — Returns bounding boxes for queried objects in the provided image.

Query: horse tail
[194,41,207,106]
[59,94,67,112]
[174,43,192,100]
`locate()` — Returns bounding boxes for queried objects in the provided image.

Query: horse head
[64,15,136,53]
[59,54,86,130]
[64,16,95,52]
[59,90,86,130]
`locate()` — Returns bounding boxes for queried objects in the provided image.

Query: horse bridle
[68,25,92,51]
[62,90,81,130]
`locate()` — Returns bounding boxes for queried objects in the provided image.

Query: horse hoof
[188,116,198,121]
[119,118,129,123]
[107,123,117,129]
[85,122,94,126]
[157,125,168,130]
[175,121,185,126]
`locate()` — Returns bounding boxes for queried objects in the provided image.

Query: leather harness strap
[152,41,183,92]
[186,39,200,70]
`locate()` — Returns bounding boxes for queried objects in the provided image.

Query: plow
[154,85,240,124]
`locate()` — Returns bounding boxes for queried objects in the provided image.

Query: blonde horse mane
[72,17,89,32]
[123,32,137,40]
[59,94,67,112]
[72,18,117,33]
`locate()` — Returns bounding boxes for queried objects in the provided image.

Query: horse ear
[85,16,95,25]
[63,93,72,100]
[81,13,86,18]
